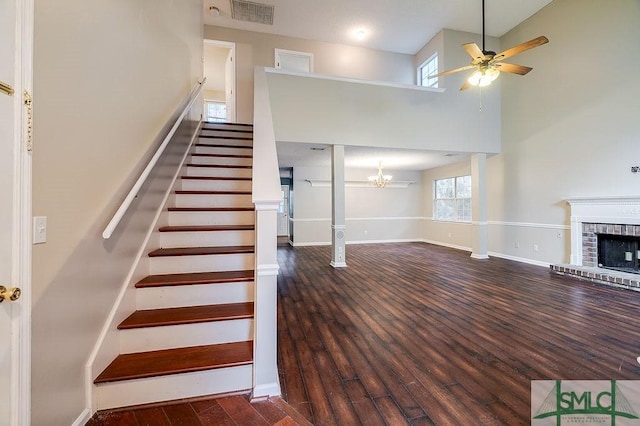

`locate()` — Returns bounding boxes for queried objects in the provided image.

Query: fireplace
[598,234,640,274]
[550,196,640,290]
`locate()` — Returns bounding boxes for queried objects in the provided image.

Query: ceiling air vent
[231,0,274,25]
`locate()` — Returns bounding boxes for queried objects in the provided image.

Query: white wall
[32,0,203,423]
[204,25,416,123]
[266,71,501,154]
[292,166,423,245]
[422,0,640,266]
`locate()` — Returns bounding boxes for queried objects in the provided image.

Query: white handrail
[102,79,206,239]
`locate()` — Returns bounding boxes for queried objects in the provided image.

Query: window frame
[204,100,227,123]
[433,175,472,222]
[418,53,438,88]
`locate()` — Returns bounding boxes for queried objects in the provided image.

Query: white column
[252,202,281,398]
[330,145,347,268]
[471,153,489,259]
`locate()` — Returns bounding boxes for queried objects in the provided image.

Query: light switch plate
[33,216,47,244]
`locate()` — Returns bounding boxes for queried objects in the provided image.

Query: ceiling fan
[435,0,549,91]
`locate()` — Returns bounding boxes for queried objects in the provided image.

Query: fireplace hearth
[550,196,640,291]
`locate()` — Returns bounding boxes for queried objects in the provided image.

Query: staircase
[94,122,258,409]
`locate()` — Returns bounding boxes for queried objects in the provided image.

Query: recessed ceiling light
[354,28,367,41]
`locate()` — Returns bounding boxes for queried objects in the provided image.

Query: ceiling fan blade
[491,36,549,62]
[494,63,533,75]
[463,42,486,62]
[459,79,473,91]
[434,65,476,77]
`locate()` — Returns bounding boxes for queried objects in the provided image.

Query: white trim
[330,261,348,268]
[254,201,280,211]
[422,239,472,252]
[71,409,91,426]
[488,220,570,230]
[265,67,444,93]
[470,253,490,260]
[256,264,280,276]
[292,216,424,223]
[304,179,415,188]
[86,117,203,412]
[488,251,551,268]
[291,241,331,247]
[252,382,282,400]
[12,0,33,424]
[292,238,423,247]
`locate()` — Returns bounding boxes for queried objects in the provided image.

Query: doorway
[203,40,236,123]
[278,185,290,237]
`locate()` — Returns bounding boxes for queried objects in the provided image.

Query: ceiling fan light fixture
[468,68,499,87]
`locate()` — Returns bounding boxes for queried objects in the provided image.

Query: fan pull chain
[479,87,483,112]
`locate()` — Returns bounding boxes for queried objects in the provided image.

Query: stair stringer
[85,137,199,414]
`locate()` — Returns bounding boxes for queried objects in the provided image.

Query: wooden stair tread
[136,270,255,288]
[183,163,252,169]
[94,341,253,383]
[168,207,254,212]
[181,175,252,181]
[193,144,252,150]
[175,190,251,195]
[118,302,254,329]
[202,121,252,127]
[159,224,255,232]
[191,151,253,158]
[149,245,254,257]
[199,135,253,140]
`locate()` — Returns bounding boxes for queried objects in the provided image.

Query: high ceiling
[203,0,553,54]
[203,0,553,171]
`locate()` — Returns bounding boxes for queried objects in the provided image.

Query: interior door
[224,48,236,123]
[278,185,289,236]
[1,0,32,424]
[274,49,313,73]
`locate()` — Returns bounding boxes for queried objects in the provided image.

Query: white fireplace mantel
[567,196,640,265]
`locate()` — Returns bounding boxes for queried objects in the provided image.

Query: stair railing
[102,78,206,239]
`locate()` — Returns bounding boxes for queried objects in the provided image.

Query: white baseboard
[421,239,472,252]
[291,238,422,247]
[487,251,551,268]
[252,382,282,399]
[72,408,91,426]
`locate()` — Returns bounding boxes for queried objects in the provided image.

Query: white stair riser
[168,211,254,226]
[186,163,252,178]
[194,145,253,158]
[136,281,254,310]
[179,179,252,192]
[120,319,254,353]
[149,253,255,275]
[159,230,255,248]
[200,128,253,136]
[192,146,253,157]
[202,124,252,131]
[95,365,253,410]
[185,166,252,178]
[175,194,253,208]
[190,156,251,168]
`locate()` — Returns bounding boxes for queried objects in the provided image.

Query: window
[434,175,472,221]
[418,53,438,88]
[205,101,227,122]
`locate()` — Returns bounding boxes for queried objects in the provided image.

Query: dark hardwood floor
[276,242,640,425]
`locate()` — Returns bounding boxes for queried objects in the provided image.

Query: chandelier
[368,162,392,188]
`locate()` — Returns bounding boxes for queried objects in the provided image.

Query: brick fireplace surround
[551,197,640,290]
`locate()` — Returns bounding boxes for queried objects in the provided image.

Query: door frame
[278,185,290,237]
[203,39,236,123]
[9,0,34,424]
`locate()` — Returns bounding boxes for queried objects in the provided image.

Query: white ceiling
[204,0,553,54]
[203,0,552,171]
